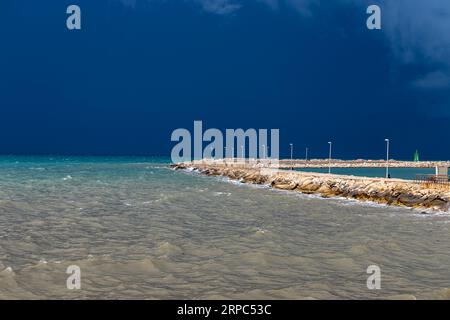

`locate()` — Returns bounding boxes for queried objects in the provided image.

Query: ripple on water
[0,161,449,299]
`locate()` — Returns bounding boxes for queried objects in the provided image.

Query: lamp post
[290,143,293,170]
[385,138,390,178]
[328,141,332,174]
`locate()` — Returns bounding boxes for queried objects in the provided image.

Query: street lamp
[290,143,293,170]
[385,138,390,178]
[328,141,332,174]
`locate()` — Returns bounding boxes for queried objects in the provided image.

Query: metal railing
[414,174,450,188]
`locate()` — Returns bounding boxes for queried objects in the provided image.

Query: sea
[0,156,449,299]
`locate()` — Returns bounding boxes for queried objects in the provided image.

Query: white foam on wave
[255,227,269,234]
[213,192,231,197]
[2,267,13,273]
[29,167,46,171]
[150,165,171,170]
[141,195,168,204]
[218,176,271,190]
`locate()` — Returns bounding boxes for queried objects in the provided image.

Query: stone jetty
[172,160,450,212]
[280,159,450,169]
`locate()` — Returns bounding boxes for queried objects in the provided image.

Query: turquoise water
[1,156,450,299]
[294,167,435,180]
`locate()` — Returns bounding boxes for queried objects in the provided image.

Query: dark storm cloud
[1,0,448,157]
[117,0,450,86]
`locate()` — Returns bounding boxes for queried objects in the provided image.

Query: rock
[273,182,297,190]
[300,182,321,192]
[397,194,423,206]
[177,161,449,212]
[317,184,333,195]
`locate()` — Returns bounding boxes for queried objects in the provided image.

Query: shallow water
[1,156,450,299]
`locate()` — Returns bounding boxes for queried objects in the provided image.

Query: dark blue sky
[1,0,449,159]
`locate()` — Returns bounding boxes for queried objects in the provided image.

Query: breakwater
[173,161,450,212]
[280,159,450,169]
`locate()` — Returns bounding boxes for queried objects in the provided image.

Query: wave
[213,192,231,197]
